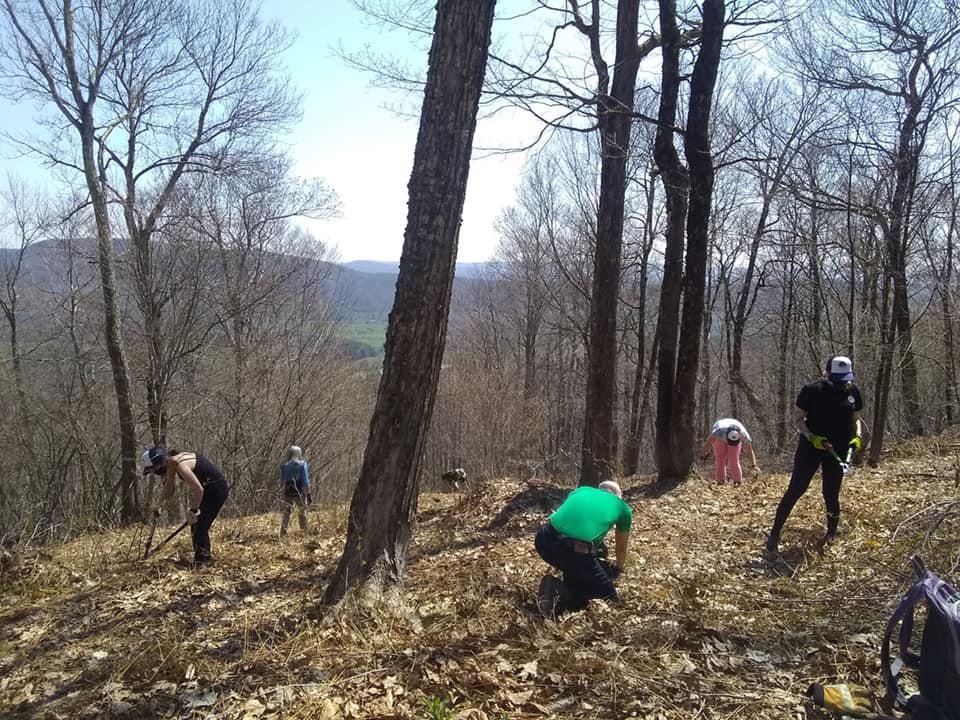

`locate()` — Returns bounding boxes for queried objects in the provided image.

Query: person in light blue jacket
[278,445,310,535]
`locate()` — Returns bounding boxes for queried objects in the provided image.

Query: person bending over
[699,418,759,484]
[143,446,229,565]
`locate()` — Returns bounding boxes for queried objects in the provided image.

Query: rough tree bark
[577,0,643,486]
[653,0,690,481]
[654,0,725,484]
[323,0,496,605]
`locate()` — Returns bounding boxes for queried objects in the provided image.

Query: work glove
[806,682,873,716]
[752,465,760,479]
[598,558,620,580]
[149,506,161,519]
[849,436,862,452]
[809,434,832,451]
[187,509,201,526]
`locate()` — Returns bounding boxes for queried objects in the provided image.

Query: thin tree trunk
[942,171,959,425]
[869,271,894,465]
[776,252,796,449]
[622,178,656,475]
[81,122,139,522]
[323,0,496,606]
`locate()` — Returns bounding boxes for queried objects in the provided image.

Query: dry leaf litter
[1,439,958,719]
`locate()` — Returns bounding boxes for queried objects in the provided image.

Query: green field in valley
[335,321,387,358]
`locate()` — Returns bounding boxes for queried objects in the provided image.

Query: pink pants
[711,438,742,484]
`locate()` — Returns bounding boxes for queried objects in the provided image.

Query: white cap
[598,480,623,498]
[827,355,855,382]
[726,428,741,444]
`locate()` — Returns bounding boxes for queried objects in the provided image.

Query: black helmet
[141,446,167,475]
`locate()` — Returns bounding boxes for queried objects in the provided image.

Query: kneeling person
[535,480,632,617]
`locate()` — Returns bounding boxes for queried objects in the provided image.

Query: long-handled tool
[143,520,190,560]
[142,516,159,560]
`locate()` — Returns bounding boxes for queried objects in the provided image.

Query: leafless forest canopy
[1,0,959,540]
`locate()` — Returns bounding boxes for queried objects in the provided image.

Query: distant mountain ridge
[0,240,484,328]
[344,259,490,278]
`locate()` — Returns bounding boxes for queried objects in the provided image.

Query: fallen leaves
[0,452,956,718]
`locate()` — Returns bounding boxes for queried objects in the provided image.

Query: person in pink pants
[699,418,759,484]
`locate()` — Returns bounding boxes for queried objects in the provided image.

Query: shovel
[143,520,190,560]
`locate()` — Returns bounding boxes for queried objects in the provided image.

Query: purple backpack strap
[882,576,928,706]
[883,569,960,708]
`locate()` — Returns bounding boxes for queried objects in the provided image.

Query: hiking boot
[537,575,563,619]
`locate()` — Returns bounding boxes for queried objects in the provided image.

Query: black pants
[535,524,616,609]
[191,478,228,562]
[768,438,843,546]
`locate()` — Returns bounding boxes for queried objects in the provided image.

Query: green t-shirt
[549,486,633,543]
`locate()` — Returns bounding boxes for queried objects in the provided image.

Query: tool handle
[142,517,159,560]
[144,520,189,559]
[909,554,926,579]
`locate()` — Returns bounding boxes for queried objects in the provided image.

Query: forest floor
[1,437,958,720]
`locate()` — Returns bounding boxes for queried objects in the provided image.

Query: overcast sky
[0,0,534,263]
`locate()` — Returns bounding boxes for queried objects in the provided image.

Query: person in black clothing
[143,447,229,564]
[765,356,863,554]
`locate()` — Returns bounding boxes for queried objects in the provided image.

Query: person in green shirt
[534,480,632,618]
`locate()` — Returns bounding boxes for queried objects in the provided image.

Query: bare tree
[787,0,960,458]
[0,0,146,520]
[567,0,647,486]
[654,0,725,484]
[178,157,341,495]
[323,0,496,605]
[0,177,45,412]
[99,0,299,448]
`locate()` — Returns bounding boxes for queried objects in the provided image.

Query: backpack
[881,559,960,720]
[283,462,307,497]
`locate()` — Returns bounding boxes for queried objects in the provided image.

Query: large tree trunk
[579,0,642,486]
[670,0,723,478]
[323,0,495,606]
[653,0,690,480]
[888,98,924,436]
[655,0,725,485]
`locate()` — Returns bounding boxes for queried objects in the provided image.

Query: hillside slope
[1,442,957,719]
